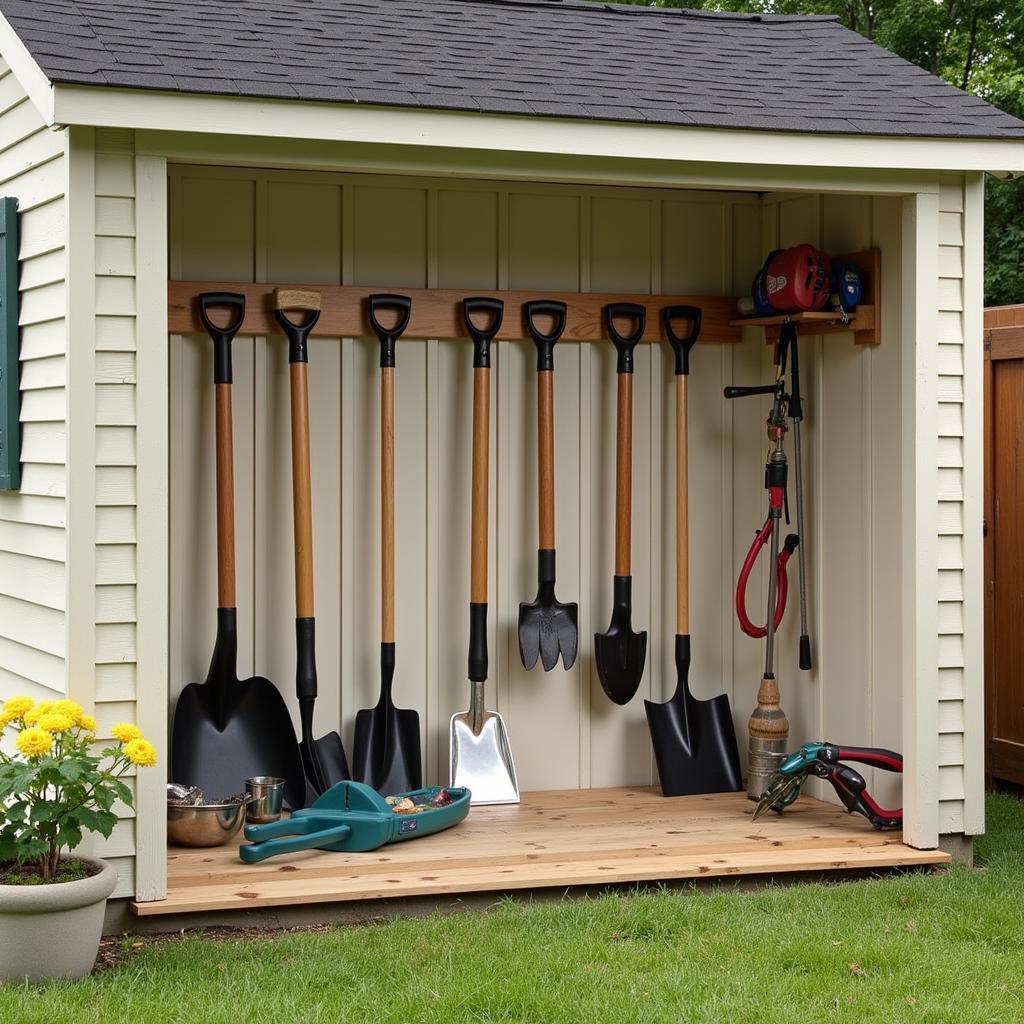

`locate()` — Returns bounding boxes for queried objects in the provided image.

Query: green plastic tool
[239,781,470,864]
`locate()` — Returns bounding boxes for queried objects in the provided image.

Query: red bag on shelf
[763,244,832,312]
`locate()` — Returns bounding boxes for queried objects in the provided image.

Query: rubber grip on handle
[368,294,412,367]
[199,292,245,384]
[605,302,646,374]
[799,634,812,671]
[724,383,778,400]
[525,300,567,370]
[663,305,702,376]
[463,297,504,369]
[833,746,903,772]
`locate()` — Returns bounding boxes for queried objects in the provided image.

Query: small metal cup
[245,776,285,824]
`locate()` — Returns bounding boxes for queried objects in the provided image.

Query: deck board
[134,788,949,917]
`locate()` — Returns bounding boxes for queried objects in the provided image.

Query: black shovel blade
[301,730,351,799]
[172,676,306,809]
[644,635,742,797]
[519,587,579,672]
[594,575,647,704]
[352,644,423,795]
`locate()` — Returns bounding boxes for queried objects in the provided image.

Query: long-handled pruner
[753,742,903,830]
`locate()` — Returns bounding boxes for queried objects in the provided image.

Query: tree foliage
[606,0,1024,303]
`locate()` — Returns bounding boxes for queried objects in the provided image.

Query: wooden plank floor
[134,787,949,917]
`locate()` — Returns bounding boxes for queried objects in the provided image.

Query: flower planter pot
[0,856,117,983]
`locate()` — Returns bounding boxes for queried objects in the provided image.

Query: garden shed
[0,0,1021,924]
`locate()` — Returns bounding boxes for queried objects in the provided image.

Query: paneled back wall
[169,165,774,791]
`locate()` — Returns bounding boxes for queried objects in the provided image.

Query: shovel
[352,294,423,795]
[595,302,648,704]
[518,300,578,673]
[275,289,351,800]
[172,293,306,808]
[644,306,742,797]
[451,297,520,805]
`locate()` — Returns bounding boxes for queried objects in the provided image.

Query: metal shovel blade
[644,636,742,797]
[594,576,647,704]
[518,581,578,672]
[450,687,519,805]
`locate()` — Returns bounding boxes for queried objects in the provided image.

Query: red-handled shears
[736,521,799,639]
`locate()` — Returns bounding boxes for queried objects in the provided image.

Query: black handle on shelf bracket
[525,299,567,372]
[662,305,702,376]
[463,297,504,369]
[605,302,646,374]
[368,293,413,368]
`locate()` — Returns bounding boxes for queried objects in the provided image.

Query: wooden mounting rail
[730,248,881,346]
[168,283,743,345]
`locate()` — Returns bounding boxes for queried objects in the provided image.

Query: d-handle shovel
[171,293,306,811]
[352,293,423,795]
[274,289,351,800]
[595,303,648,705]
[451,297,519,805]
[645,306,742,797]
[518,300,578,673]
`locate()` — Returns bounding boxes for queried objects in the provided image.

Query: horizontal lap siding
[92,127,138,897]
[0,59,67,704]
[936,177,969,834]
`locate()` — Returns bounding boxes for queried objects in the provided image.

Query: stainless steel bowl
[167,798,251,848]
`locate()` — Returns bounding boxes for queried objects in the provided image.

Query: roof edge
[52,83,1024,175]
[0,10,54,126]
[462,0,841,23]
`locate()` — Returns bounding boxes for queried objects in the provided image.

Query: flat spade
[644,306,742,796]
[171,293,306,810]
[352,294,423,795]
[451,297,520,805]
[518,300,578,673]
[594,302,648,704]
[274,289,351,799]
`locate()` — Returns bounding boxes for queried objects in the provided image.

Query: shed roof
[4,0,1023,139]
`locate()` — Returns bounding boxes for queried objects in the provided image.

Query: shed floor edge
[134,788,950,919]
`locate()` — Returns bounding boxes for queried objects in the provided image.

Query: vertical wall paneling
[169,170,765,796]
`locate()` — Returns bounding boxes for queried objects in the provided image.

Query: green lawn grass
[3,793,1023,1023]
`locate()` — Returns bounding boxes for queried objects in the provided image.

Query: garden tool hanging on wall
[752,742,903,830]
[725,326,799,800]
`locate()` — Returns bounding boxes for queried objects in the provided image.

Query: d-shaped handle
[525,299,567,372]
[368,293,413,367]
[463,296,504,369]
[663,305,702,376]
[605,302,646,374]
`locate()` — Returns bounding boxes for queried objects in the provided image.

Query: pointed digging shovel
[275,289,351,800]
[595,302,648,704]
[451,297,519,805]
[171,293,306,810]
[352,294,423,795]
[644,306,742,797]
[518,300,578,673]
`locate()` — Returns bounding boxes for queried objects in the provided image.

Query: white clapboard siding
[0,64,68,706]
[88,128,144,886]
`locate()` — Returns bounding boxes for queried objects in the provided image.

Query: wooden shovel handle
[214,382,236,608]
[676,374,689,636]
[381,366,395,643]
[538,370,555,550]
[290,363,315,619]
[614,373,632,576]
[470,367,489,604]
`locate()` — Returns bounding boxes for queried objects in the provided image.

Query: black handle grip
[525,300,567,371]
[788,327,803,421]
[724,383,779,400]
[799,634,812,671]
[468,602,488,682]
[368,293,413,368]
[463,297,504,369]
[605,302,646,374]
[831,746,903,772]
[662,305,702,376]
[295,616,317,702]
[274,307,321,365]
[199,292,246,384]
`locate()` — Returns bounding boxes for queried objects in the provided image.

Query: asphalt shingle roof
[4,0,1024,139]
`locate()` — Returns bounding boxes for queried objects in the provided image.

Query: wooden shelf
[134,787,948,918]
[167,283,743,345]
[730,248,881,346]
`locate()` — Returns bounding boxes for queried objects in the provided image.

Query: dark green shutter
[0,197,19,491]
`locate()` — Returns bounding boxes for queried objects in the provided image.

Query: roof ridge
[441,0,841,24]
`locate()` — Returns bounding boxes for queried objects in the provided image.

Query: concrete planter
[0,856,117,983]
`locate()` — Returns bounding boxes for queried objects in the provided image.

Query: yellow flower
[16,726,53,758]
[0,710,15,729]
[111,722,142,743]
[79,713,97,732]
[2,696,34,720]
[123,738,157,767]
[48,699,84,725]
[23,701,53,726]
[38,712,74,734]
